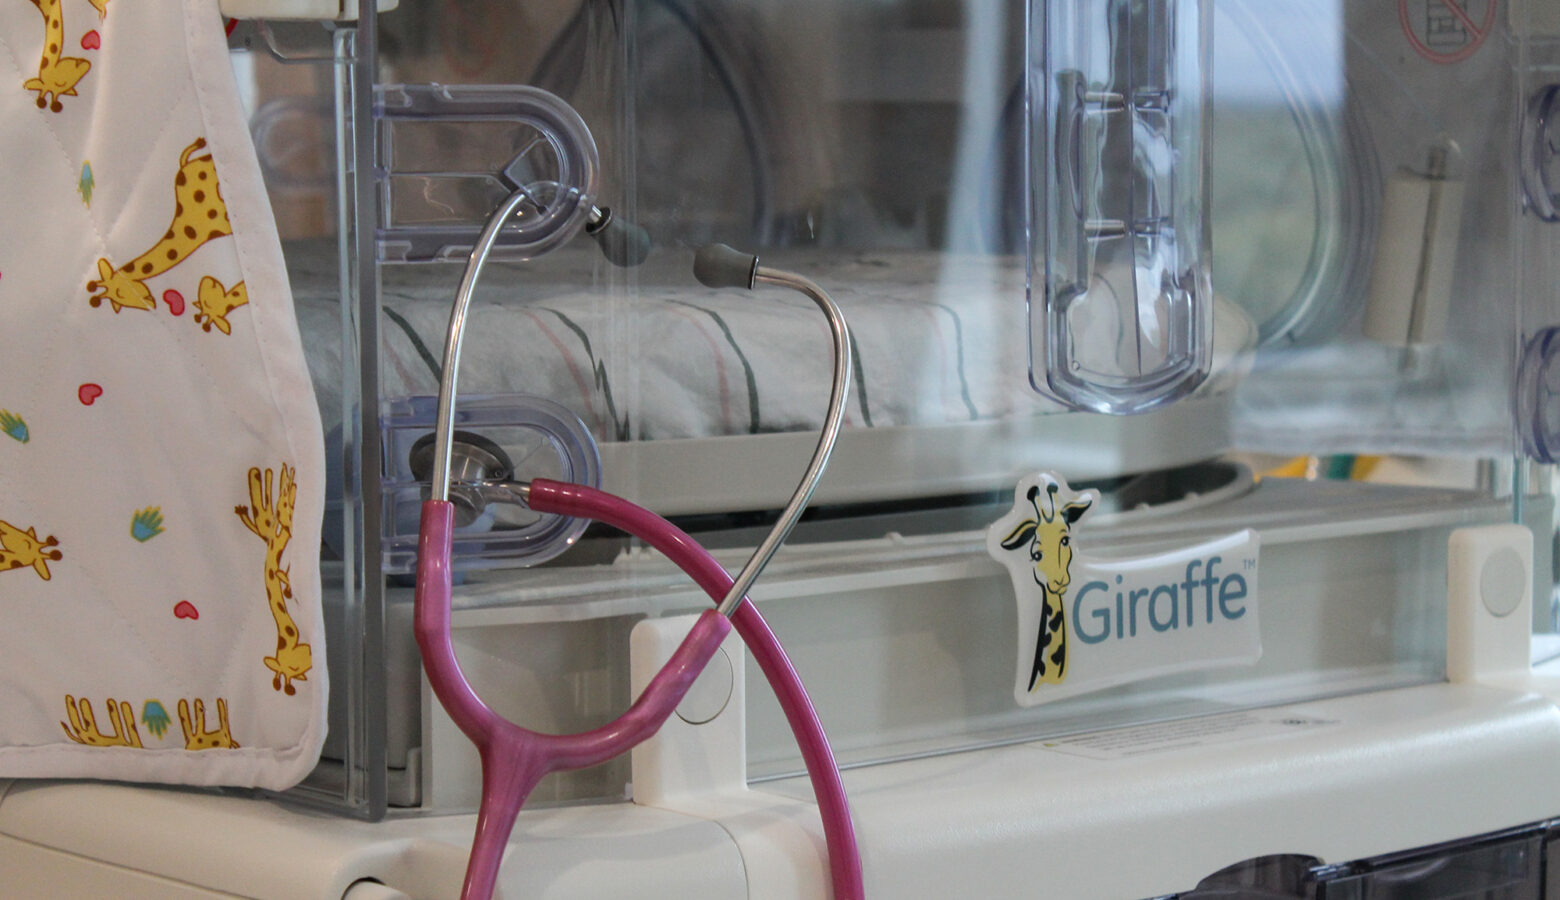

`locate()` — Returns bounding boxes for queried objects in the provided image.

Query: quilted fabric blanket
[0,0,325,788]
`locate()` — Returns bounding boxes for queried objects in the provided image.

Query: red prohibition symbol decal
[1399,0,1497,65]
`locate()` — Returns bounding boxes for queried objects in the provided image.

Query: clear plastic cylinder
[1028,0,1214,414]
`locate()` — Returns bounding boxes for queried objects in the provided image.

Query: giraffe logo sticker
[993,474,1096,691]
[988,472,1263,707]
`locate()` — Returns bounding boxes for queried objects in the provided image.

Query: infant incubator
[5,0,1560,897]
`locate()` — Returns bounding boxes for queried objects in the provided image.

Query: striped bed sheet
[288,243,1253,445]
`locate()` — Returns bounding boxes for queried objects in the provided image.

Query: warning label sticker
[1399,0,1497,64]
[1038,710,1337,761]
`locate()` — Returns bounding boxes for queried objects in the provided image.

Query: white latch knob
[1447,525,1533,683]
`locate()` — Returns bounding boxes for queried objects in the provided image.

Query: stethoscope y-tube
[416,500,732,900]
[527,477,863,899]
[416,170,863,897]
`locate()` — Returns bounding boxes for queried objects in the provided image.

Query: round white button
[676,646,733,725]
[1480,547,1526,618]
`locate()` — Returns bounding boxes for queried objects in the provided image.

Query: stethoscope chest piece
[410,394,601,567]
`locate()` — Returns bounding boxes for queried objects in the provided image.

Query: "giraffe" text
[1073,556,1251,645]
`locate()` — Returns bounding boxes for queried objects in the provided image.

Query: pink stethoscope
[414,170,864,897]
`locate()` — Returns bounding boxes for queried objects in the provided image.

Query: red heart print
[80,30,100,50]
[174,601,199,620]
[78,383,103,405]
[163,289,185,316]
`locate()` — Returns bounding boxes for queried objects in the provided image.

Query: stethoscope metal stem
[432,199,851,623]
[715,266,852,617]
[431,188,536,504]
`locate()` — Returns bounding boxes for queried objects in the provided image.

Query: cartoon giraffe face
[999,481,1092,595]
[193,276,249,335]
[1,518,62,581]
[87,258,157,314]
[998,478,1093,688]
[87,138,243,325]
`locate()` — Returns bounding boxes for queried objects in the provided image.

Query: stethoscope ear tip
[587,207,653,267]
[693,243,759,290]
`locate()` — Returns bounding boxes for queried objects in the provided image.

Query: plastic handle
[1029,0,1213,414]
[1524,84,1560,223]
[374,84,600,263]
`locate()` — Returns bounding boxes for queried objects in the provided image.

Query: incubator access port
[408,431,520,528]
[380,394,600,572]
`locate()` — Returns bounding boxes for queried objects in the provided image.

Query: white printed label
[988,473,1262,708]
[1038,710,1336,761]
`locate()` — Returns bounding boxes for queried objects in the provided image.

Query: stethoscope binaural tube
[428,186,539,507]
[693,244,854,618]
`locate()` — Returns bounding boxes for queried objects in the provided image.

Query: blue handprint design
[130,507,164,542]
[0,409,27,444]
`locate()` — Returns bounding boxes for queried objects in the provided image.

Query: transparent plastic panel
[375,83,600,263]
[1517,14,1560,464]
[380,394,601,573]
[1029,0,1214,414]
[242,0,1557,821]
[1228,0,1525,458]
[230,19,390,816]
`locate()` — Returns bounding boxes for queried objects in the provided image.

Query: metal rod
[715,267,853,617]
[431,190,534,503]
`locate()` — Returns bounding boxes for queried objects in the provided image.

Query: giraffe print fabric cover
[0,0,326,789]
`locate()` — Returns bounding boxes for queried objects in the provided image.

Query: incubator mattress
[287,243,1255,444]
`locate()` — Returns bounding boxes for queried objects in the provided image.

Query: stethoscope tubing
[529,477,865,900]
[416,499,732,900]
[418,481,866,899]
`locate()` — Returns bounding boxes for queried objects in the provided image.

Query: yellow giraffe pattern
[235,463,313,696]
[193,276,250,335]
[22,0,90,113]
[177,698,239,750]
[60,696,142,747]
[997,479,1093,690]
[0,518,62,581]
[87,137,249,334]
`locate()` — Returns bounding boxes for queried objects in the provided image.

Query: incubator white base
[6,674,1560,899]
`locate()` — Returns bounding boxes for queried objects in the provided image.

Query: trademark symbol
[1244,558,1257,571]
